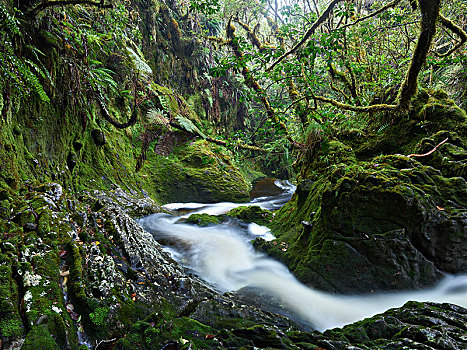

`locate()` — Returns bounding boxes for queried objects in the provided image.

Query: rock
[250,178,284,199]
[265,91,467,294]
[227,205,273,226]
[91,129,106,146]
[185,213,221,226]
[148,140,250,204]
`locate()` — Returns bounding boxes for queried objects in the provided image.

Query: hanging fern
[126,46,152,78]
[0,3,50,103]
[145,108,169,126]
[157,94,169,112]
[175,115,206,138]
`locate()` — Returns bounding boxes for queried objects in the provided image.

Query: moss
[0,264,24,339]
[89,306,110,326]
[22,325,60,350]
[141,140,250,204]
[186,213,221,226]
[227,206,273,226]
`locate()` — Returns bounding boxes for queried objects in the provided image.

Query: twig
[95,338,117,349]
[407,138,448,158]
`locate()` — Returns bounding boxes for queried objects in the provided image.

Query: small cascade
[138,179,467,331]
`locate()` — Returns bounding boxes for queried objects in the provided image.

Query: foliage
[196,0,466,167]
[0,3,50,102]
[89,306,109,326]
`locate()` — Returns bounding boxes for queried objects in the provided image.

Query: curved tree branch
[436,14,467,57]
[97,96,140,129]
[26,0,113,17]
[266,0,344,71]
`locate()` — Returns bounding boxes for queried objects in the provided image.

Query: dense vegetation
[0,0,466,348]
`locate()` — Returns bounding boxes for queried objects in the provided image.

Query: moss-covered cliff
[256,89,467,293]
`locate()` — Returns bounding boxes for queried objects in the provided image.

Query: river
[138,180,467,331]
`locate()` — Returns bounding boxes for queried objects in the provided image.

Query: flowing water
[138,180,467,331]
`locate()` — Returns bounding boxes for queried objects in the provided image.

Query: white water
[139,183,467,331]
[164,179,296,217]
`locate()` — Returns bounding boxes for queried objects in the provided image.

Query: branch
[168,121,267,152]
[314,95,397,112]
[235,20,265,52]
[226,19,303,148]
[436,14,467,57]
[338,0,403,31]
[407,138,448,158]
[97,96,142,129]
[27,0,113,17]
[266,0,345,71]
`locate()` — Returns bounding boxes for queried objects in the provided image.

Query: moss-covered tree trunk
[398,0,441,108]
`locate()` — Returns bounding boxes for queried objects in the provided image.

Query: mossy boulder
[227,205,273,226]
[264,91,467,293]
[186,213,221,226]
[143,139,250,204]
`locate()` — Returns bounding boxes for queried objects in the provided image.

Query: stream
[138,180,467,331]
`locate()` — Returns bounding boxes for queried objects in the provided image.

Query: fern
[126,46,152,78]
[145,108,169,126]
[175,115,206,138]
[0,3,50,103]
[157,94,169,111]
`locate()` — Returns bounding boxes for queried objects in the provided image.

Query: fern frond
[126,46,152,77]
[175,115,206,138]
[145,108,169,126]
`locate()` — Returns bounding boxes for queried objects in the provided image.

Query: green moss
[89,306,110,326]
[227,206,273,226]
[22,325,60,350]
[141,140,250,204]
[186,213,221,226]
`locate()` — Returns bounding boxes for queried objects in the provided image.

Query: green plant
[89,306,109,326]
[0,3,50,102]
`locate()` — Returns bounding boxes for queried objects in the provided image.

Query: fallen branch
[407,138,448,158]
[168,121,268,152]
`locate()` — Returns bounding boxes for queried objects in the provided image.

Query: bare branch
[407,138,448,158]
[267,0,345,71]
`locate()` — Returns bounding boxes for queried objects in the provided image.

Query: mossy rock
[268,155,466,293]
[227,206,273,226]
[22,325,60,350]
[186,213,221,226]
[143,140,250,204]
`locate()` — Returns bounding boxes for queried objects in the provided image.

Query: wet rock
[250,178,284,199]
[185,213,221,226]
[91,129,105,146]
[227,205,273,226]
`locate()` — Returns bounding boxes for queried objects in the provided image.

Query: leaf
[175,115,206,138]
[126,46,152,77]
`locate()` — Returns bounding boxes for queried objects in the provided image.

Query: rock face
[144,140,251,204]
[259,90,467,293]
[287,301,467,350]
[0,182,294,349]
